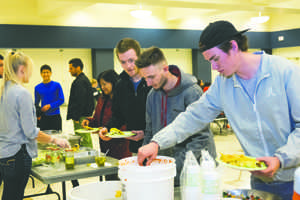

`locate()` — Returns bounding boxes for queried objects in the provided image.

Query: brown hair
[1,51,33,96]
[135,47,166,69]
[218,34,249,53]
[115,38,141,59]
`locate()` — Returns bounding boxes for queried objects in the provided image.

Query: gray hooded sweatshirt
[143,65,216,186]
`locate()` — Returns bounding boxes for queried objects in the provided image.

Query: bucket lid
[119,156,175,167]
[118,156,176,181]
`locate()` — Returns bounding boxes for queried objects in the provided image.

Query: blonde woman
[0,51,69,200]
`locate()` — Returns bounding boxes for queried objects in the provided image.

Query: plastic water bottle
[293,167,300,200]
[200,150,221,200]
[180,151,201,200]
[184,165,202,199]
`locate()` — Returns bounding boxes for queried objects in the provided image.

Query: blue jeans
[0,145,32,200]
[251,176,293,200]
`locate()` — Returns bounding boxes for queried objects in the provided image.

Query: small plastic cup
[95,151,106,167]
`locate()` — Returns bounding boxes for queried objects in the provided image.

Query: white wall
[1,47,298,105]
[273,47,300,66]
[0,48,92,104]
[1,48,192,106]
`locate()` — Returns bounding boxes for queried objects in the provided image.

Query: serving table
[25,156,119,200]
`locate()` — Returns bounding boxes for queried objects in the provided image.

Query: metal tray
[174,188,282,200]
[223,189,282,200]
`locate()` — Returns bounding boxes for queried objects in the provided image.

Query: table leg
[24,184,61,200]
[62,181,66,200]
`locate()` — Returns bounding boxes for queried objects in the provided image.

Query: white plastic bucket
[68,181,121,200]
[118,156,176,200]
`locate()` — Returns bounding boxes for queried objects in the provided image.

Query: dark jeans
[71,117,88,187]
[251,176,293,200]
[0,145,32,200]
[40,114,62,131]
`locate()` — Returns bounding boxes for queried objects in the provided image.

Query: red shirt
[88,96,131,159]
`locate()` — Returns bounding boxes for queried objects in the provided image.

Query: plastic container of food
[118,156,176,200]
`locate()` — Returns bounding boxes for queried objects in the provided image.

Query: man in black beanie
[138,20,300,200]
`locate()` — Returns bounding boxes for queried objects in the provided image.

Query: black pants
[0,145,32,200]
[39,114,62,131]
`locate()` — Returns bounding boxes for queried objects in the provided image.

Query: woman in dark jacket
[82,70,131,159]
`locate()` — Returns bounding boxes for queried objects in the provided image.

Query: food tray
[223,189,282,200]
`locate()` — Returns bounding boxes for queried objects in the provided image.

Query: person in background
[0,54,3,79]
[82,70,131,160]
[90,78,101,103]
[0,54,3,187]
[35,64,64,131]
[67,58,94,187]
[197,79,204,90]
[82,70,131,180]
[99,38,151,154]
[137,20,300,200]
[202,81,211,92]
[0,51,69,200]
[135,47,216,186]
[67,58,95,146]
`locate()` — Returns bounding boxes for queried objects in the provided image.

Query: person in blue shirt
[137,21,300,200]
[35,64,64,131]
[0,51,69,200]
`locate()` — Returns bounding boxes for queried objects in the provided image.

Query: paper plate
[216,155,267,171]
[75,128,99,134]
[106,131,136,138]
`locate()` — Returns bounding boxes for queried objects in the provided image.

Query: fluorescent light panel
[130,9,152,19]
[251,12,270,24]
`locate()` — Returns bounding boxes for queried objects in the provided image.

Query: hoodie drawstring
[161,94,168,127]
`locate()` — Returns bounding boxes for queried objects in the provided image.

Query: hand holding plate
[251,156,280,178]
[99,127,112,141]
[127,130,144,141]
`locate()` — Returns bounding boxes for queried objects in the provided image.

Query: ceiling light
[130,9,152,19]
[251,12,270,24]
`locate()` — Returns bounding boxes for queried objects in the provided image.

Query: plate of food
[75,127,99,134]
[105,128,136,138]
[216,153,267,171]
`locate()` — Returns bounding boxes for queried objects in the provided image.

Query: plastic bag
[180,151,201,200]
